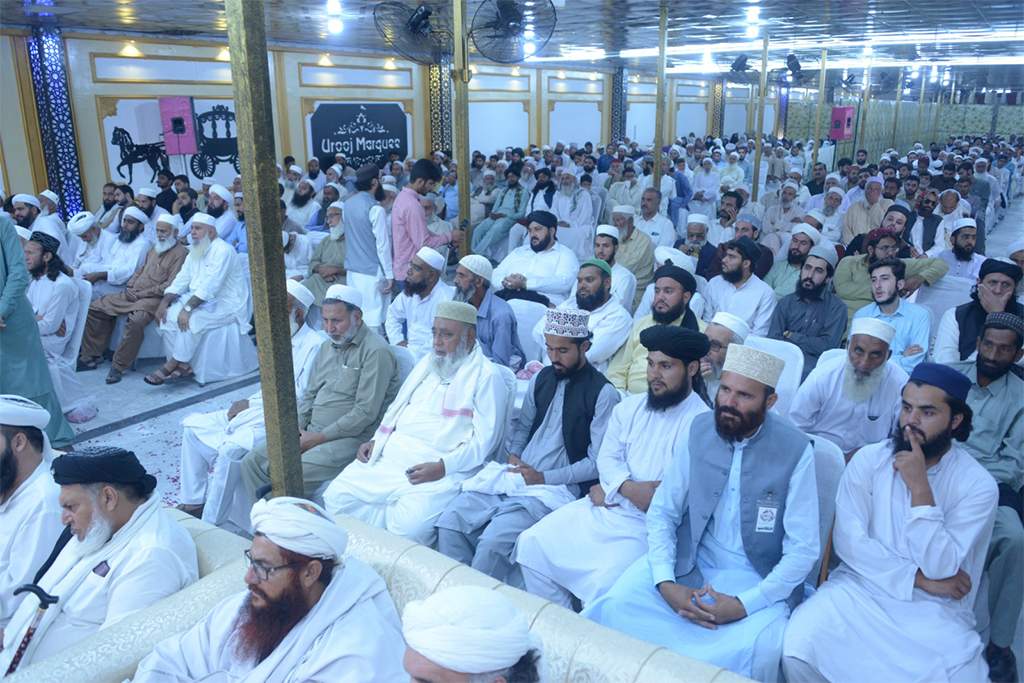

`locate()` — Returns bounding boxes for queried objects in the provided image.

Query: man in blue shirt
[453,254,524,370]
[853,257,931,372]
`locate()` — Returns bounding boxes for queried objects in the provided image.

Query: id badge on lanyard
[756,491,779,533]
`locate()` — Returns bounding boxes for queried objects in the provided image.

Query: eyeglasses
[244,549,303,581]
[709,340,724,352]
[875,244,900,254]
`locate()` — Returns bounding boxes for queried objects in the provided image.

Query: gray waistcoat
[343,192,382,277]
[673,411,810,609]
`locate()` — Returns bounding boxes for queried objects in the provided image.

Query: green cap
[580,258,612,278]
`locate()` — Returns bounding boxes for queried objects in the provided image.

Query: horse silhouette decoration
[111,127,169,185]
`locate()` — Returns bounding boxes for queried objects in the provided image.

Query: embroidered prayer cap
[51,446,157,494]
[544,307,590,338]
[654,246,693,273]
[595,224,618,239]
[122,206,149,225]
[722,344,784,388]
[136,187,157,199]
[12,193,40,209]
[791,224,822,246]
[190,212,215,228]
[29,231,60,255]
[908,362,970,403]
[324,284,362,309]
[735,213,761,230]
[415,246,446,272]
[686,213,710,227]
[849,317,896,346]
[286,278,315,312]
[865,226,896,245]
[288,164,303,175]
[984,312,1024,343]
[710,311,750,342]
[67,211,96,236]
[40,189,59,204]
[403,587,539,675]
[612,204,636,217]
[459,254,492,281]
[806,244,838,270]
[0,395,50,431]
[435,301,478,326]
[251,497,348,565]
[640,325,710,362]
[952,217,977,232]
[580,257,612,278]
[652,264,696,294]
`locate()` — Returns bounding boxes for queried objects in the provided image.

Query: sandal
[175,503,205,519]
[144,367,172,386]
[106,368,123,384]
[77,357,100,371]
[165,366,194,382]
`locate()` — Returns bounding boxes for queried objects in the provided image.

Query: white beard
[430,338,470,379]
[780,199,794,209]
[284,179,299,191]
[68,511,113,561]
[560,185,576,197]
[155,236,177,254]
[686,237,707,248]
[329,224,345,241]
[191,235,212,260]
[822,205,837,217]
[289,310,301,337]
[841,357,885,403]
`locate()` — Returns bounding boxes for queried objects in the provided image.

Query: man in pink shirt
[393,159,464,289]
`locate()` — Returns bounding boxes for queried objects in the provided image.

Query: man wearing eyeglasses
[133,497,407,682]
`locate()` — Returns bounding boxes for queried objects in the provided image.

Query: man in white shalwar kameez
[584,345,819,683]
[384,246,453,360]
[324,302,509,546]
[718,153,745,193]
[73,208,150,300]
[67,210,114,272]
[132,497,407,683]
[0,397,63,633]
[176,281,326,530]
[149,213,249,384]
[551,170,595,263]
[11,193,73,265]
[689,158,721,220]
[514,327,712,609]
[783,362,999,683]
[0,447,198,673]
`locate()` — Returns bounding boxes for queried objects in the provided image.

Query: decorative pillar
[709,77,725,140]
[775,84,790,140]
[610,67,628,144]
[26,27,84,219]
[428,59,454,155]
[652,4,668,186]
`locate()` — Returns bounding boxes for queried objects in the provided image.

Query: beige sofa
[9,509,751,683]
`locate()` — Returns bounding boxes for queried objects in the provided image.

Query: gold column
[752,32,769,202]
[932,73,945,142]
[914,73,926,141]
[653,4,668,187]
[225,0,303,497]
[855,63,872,157]
[890,67,904,150]
[812,48,827,166]
[452,0,472,251]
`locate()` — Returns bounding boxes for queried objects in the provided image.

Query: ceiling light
[326,0,342,15]
[589,71,597,80]
[327,18,343,33]
[746,7,760,22]
[746,25,758,38]
[557,70,566,79]
[383,58,397,70]
[702,51,714,66]
[524,42,536,55]
[863,46,872,57]
[216,47,230,61]
[524,29,535,39]
[319,54,333,66]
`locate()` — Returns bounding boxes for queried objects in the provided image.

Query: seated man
[0,447,198,672]
[790,318,906,460]
[608,265,703,395]
[67,210,114,273]
[676,213,717,278]
[149,213,249,385]
[934,218,984,283]
[0,396,63,633]
[842,175,893,245]
[934,258,1023,364]
[470,162,529,261]
[243,284,400,502]
[11,193,71,264]
[179,281,326,526]
[531,260,632,373]
[951,314,1024,682]
[610,204,657,310]
[584,345,819,683]
[132,497,407,682]
[437,308,619,583]
[282,230,313,280]
[635,188,676,247]
[768,244,847,379]
[385,246,454,360]
[703,214,774,281]
[783,364,998,683]
[764,225,819,302]
[760,181,806,252]
[632,246,706,322]
[453,254,524,370]
[324,301,509,545]
[569,225,637,310]
[700,311,749,398]
[402,587,542,683]
[515,327,712,609]
[492,210,579,306]
[78,214,188,384]
[701,237,776,336]
[72,207,148,299]
[853,257,931,372]
[550,170,595,263]
[301,200,346,305]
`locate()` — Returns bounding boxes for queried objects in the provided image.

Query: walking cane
[4,584,59,675]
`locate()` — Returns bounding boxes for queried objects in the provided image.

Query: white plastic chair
[745,335,804,417]
[392,344,416,382]
[805,434,844,588]
[506,298,548,364]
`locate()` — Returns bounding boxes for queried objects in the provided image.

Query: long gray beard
[329,224,345,241]
[430,338,470,378]
[686,237,707,248]
[822,205,837,217]
[69,511,113,561]
[155,236,177,254]
[560,185,576,197]
[454,283,476,303]
[780,199,794,209]
[191,235,212,260]
[284,179,299,191]
[841,357,885,403]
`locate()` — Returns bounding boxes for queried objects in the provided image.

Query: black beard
[977,355,1013,381]
[237,212,245,222]
[290,192,313,208]
[786,249,805,266]
[28,262,46,279]
[651,299,685,324]
[876,290,899,307]
[403,278,428,297]
[208,203,226,219]
[890,422,953,460]
[714,401,766,443]
[530,233,553,253]
[575,288,608,312]
[118,228,141,244]
[15,213,33,229]
[180,202,195,215]
[0,442,17,499]
[308,169,320,179]
[231,576,311,666]
[952,242,974,261]
[374,185,386,202]
[796,276,827,301]
[140,204,155,218]
[721,267,743,283]
[584,166,595,173]
[102,200,116,211]
[718,209,732,220]
[646,380,690,412]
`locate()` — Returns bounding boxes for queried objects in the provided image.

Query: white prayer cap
[157,213,181,229]
[953,217,977,231]
[850,317,896,346]
[556,139,566,145]
[251,497,347,564]
[382,183,399,194]
[382,175,397,184]
[729,152,739,159]
[726,142,736,151]
[542,145,551,151]
[327,200,345,212]
[435,300,478,326]
[1008,238,1024,255]
[286,278,315,312]
[782,180,800,191]
[122,206,148,224]
[791,224,822,246]
[325,182,346,199]
[686,213,710,227]
[40,189,59,204]
[459,254,492,281]
[0,394,50,430]
[415,246,446,272]
[826,186,845,199]
[324,284,362,308]
[276,163,282,170]
[136,187,157,199]
[288,164,303,174]
[804,209,827,225]
[281,230,291,248]
[403,587,538,675]
[723,344,784,388]
[655,246,693,273]
[234,192,243,199]
[15,226,31,241]
[612,204,636,217]
[825,172,842,182]
[11,193,39,208]
[865,175,884,187]
[209,184,232,203]
[789,167,804,177]
[432,150,444,156]
[330,164,344,176]
[482,169,496,178]
[709,311,750,342]
[67,211,96,235]
[807,243,838,269]
[190,212,215,227]
[596,224,618,239]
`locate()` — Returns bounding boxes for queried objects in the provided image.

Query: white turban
[402,587,539,675]
[825,172,842,182]
[0,394,50,430]
[416,246,446,271]
[826,186,845,199]
[40,189,59,205]
[1008,238,1024,256]
[286,278,315,312]
[250,497,347,564]
[850,317,896,346]
[14,226,31,241]
[792,224,822,245]
[865,175,884,187]
[122,206,148,224]
[612,204,636,217]
[288,164,303,175]
[782,180,800,191]
[209,184,232,203]
[710,311,750,342]
[325,182,347,200]
[67,211,96,236]
[11,193,39,209]
[655,246,693,273]
[157,213,181,229]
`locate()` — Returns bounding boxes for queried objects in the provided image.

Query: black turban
[526,210,558,230]
[980,258,1023,284]
[883,204,913,223]
[535,168,552,180]
[52,446,157,494]
[506,161,524,178]
[731,235,762,265]
[639,325,711,362]
[652,264,696,294]
[29,231,60,256]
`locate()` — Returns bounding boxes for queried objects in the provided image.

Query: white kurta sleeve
[132,598,228,682]
[33,280,77,336]
[750,286,776,336]
[788,372,824,434]
[190,249,233,303]
[586,309,632,366]
[598,401,634,503]
[525,250,579,297]
[932,307,960,364]
[105,240,148,286]
[439,370,509,475]
[384,294,408,344]
[370,205,394,279]
[103,545,198,629]
[163,257,193,297]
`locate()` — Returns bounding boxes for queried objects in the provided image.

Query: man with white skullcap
[385,246,454,360]
[281,229,314,280]
[700,310,749,398]
[936,217,986,281]
[301,199,347,305]
[790,317,905,457]
[134,497,406,683]
[768,243,847,380]
[281,163,303,205]
[760,181,806,244]
[689,156,721,220]
[148,212,248,385]
[764,224,821,302]
[452,253,524,369]
[586,344,819,683]
[569,224,637,311]
[285,178,320,231]
[437,308,619,582]
[67,209,114,271]
[0,395,63,632]
[325,301,509,546]
[75,204,151,300]
[403,587,543,682]
[133,186,171,245]
[11,192,72,263]
[177,280,327,528]
[242,283,400,504]
[842,175,894,245]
